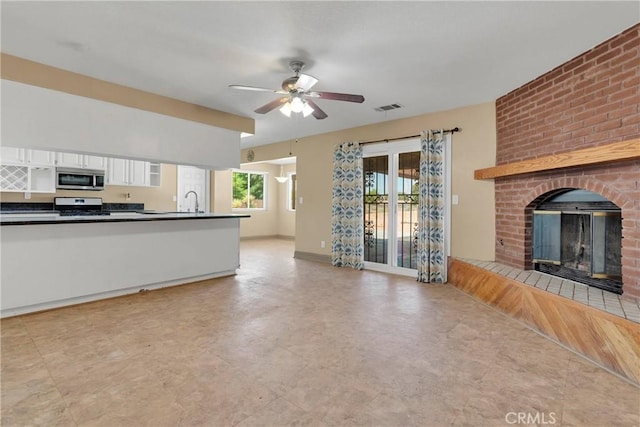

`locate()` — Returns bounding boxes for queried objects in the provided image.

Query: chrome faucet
[184,191,199,213]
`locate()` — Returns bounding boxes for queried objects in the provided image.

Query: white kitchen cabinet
[55,152,106,170]
[107,158,150,187]
[0,147,26,164]
[0,164,55,193]
[107,158,129,186]
[27,149,55,166]
[129,160,150,187]
[0,147,55,192]
[83,155,107,170]
[149,163,161,187]
[1,147,55,166]
[55,152,83,168]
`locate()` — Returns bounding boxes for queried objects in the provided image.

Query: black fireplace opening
[532,189,623,294]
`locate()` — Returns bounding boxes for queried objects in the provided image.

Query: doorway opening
[177,165,210,213]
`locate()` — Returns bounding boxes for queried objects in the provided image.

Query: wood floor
[1,238,638,426]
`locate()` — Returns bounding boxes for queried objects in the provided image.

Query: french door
[363,137,451,276]
[363,139,422,275]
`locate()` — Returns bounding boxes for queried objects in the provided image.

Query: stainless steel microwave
[55,168,105,191]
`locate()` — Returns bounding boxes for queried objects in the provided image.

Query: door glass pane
[397,151,420,269]
[363,155,388,264]
[592,213,622,277]
[532,211,561,263]
[561,213,591,271]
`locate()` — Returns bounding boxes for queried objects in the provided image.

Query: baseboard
[240,234,294,241]
[294,251,332,264]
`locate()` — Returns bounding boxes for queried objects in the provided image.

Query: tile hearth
[459,259,640,323]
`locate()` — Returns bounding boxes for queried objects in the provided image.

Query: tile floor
[1,238,638,426]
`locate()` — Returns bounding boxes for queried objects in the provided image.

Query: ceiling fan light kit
[230,60,365,120]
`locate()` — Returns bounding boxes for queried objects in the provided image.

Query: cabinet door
[149,163,162,187]
[27,150,55,166]
[55,152,83,168]
[83,155,107,170]
[0,147,26,164]
[129,160,150,187]
[107,158,129,186]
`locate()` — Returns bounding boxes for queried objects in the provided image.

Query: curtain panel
[417,131,447,283]
[331,143,364,269]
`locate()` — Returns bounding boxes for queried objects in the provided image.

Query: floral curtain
[331,142,364,269]
[416,130,447,283]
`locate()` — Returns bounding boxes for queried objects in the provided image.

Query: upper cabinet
[1,147,55,166]
[0,147,55,193]
[0,147,25,164]
[106,158,160,187]
[55,153,106,170]
[1,146,162,192]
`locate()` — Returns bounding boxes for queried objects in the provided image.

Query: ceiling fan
[229,60,365,120]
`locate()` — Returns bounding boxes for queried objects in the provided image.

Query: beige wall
[1,164,178,211]
[217,162,296,238]
[237,102,497,261]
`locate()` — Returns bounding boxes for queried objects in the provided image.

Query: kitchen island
[0,212,249,317]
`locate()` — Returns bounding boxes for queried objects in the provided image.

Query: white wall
[1,80,240,169]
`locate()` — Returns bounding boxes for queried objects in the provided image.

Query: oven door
[56,169,100,190]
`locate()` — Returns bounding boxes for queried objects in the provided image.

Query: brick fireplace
[494,24,639,301]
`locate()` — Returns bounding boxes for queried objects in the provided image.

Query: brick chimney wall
[494,24,640,300]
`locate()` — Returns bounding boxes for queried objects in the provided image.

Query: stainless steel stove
[54,197,110,216]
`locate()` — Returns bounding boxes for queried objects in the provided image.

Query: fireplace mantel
[474,138,640,180]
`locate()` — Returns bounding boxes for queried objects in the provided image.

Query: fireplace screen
[532,190,622,294]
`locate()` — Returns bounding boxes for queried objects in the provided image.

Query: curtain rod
[359,127,461,146]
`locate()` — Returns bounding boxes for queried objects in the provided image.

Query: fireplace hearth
[532,190,622,294]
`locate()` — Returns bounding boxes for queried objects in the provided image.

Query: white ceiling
[2,2,638,148]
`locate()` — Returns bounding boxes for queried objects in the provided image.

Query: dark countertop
[0,211,250,226]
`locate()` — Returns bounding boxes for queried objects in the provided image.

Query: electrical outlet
[299,196,303,205]
[321,240,325,248]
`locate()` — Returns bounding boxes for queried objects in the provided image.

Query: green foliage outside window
[232,171,265,209]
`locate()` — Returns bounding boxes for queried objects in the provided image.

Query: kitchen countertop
[0,211,250,225]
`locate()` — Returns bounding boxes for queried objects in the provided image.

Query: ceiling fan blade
[305,99,328,120]
[254,97,288,114]
[307,91,365,103]
[229,85,287,94]
[295,73,318,91]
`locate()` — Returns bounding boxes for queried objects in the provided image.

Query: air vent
[374,103,403,112]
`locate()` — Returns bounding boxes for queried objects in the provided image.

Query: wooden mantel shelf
[474,138,640,180]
